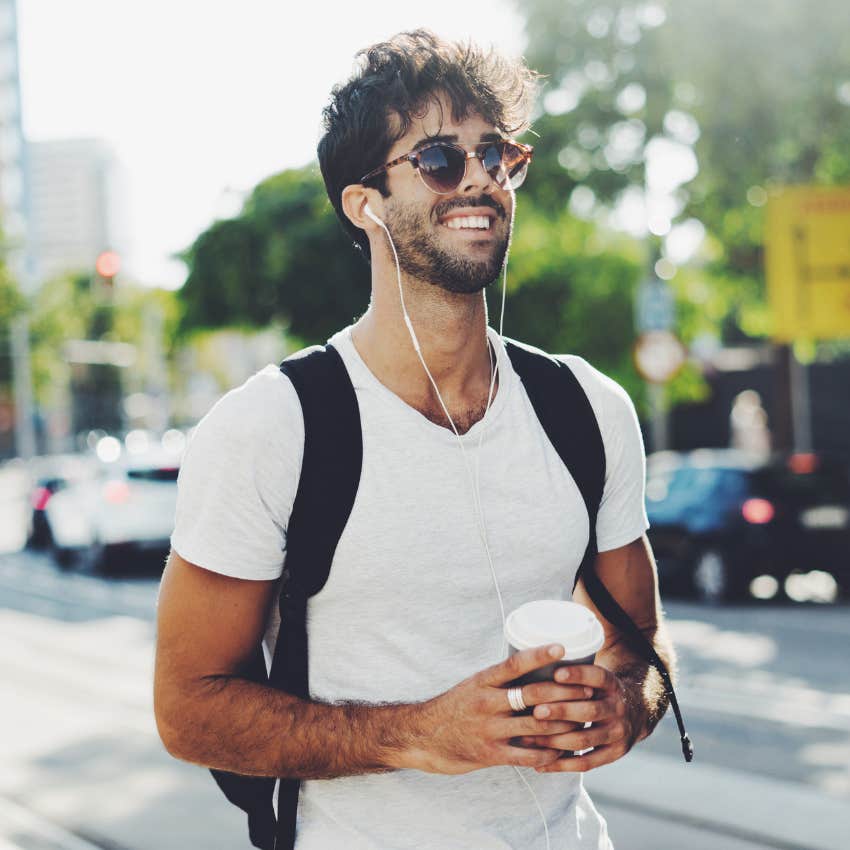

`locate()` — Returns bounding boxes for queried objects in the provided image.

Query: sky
[16,1,526,289]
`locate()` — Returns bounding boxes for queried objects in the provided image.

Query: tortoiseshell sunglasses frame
[359,139,534,195]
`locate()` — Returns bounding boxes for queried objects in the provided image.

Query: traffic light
[95,250,121,291]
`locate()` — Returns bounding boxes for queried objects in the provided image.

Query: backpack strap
[209,343,363,850]
[505,339,693,763]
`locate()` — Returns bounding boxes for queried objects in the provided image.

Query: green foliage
[111,284,183,361]
[517,0,850,342]
[178,165,371,345]
[0,268,23,325]
[0,267,24,387]
[491,202,647,399]
[28,273,97,404]
[27,271,181,410]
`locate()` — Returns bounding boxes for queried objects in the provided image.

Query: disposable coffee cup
[504,600,604,757]
[504,599,604,732]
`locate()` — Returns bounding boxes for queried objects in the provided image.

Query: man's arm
[153,550,584,780]
[517,534,678,771]
[153,549,423,779]
[574,534,676,746]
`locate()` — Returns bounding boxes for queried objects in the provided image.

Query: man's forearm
[159,675,426,780]
[597,624,677,746]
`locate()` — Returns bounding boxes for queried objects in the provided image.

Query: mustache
[435,197,506,220]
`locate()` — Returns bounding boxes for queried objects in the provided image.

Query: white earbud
[364,203,383,226]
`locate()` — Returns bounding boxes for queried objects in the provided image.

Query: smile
[441,216,491,230]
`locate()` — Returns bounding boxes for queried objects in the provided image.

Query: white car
[25,453,102,548]
[45,449,181,573]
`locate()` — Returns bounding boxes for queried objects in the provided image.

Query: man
[154,29,677,849]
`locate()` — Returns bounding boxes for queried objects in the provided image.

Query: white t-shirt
[171,325,649,850]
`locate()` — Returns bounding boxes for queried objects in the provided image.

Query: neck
[351,259,496,414]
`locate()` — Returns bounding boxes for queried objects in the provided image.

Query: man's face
[378,96,515,294]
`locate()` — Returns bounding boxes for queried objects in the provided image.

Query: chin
[433,267,500,295]
[395,231,507,293]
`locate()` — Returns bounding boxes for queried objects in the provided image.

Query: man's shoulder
[504,337,634,419]
[554,354,632,407]
[506,339,634,436]
[191,364,304,449]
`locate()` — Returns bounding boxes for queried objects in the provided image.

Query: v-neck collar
[329,324,515,443]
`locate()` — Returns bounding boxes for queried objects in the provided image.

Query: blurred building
[0,0,28,277]
[26,137,119,284]
[23,137,127,452]
[666,345,850,462]
[0,0,34,460]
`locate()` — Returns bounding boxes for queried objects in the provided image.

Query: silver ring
[507,685,527,713]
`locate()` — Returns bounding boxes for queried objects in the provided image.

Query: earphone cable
[374,188,551,850]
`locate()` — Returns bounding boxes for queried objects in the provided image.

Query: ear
[341,184,382,231]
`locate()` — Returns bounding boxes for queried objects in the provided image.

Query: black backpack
[211,339,693,850]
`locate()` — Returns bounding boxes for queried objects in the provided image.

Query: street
[2,547,848,850]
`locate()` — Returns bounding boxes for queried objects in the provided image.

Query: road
[1,547,848,850]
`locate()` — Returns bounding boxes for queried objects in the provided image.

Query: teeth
[444,215,490,230]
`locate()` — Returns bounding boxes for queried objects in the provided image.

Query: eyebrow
[410,132,504,152]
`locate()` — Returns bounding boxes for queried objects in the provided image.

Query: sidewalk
[585,750,848,850]
[4,747,846,850]
[600,802,789,850]
[0,793,787,850]
[0,797,103,850]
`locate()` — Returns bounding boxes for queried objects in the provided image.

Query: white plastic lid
[504,600,604,660]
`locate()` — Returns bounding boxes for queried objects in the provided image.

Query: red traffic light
[96,251,121,279]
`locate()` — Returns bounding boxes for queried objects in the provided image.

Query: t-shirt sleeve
[170,365,304,580]
[562,356,650,552]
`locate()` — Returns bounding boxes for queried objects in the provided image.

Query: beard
[382,197,511,294]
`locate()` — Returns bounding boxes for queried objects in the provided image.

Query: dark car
[645,449,850,603]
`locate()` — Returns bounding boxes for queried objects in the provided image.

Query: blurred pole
[789,346,812,452]
[772,344,793,452]
[639,166,671,452]
[648,382,668,452]
[5,0,36,459]
[144,303,170,432]
[11,313,36,459]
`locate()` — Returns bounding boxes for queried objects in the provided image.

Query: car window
[646,466,729,506]
[716,469,750,500]
[753,463,850,505]
[126,467,180,482]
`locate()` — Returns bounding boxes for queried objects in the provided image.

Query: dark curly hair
[317,29,541,263]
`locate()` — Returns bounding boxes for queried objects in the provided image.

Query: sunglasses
[360,139,534,195]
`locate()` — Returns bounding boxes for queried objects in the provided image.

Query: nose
[459,149,496,195]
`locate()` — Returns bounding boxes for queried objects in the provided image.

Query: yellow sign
[765,186,850,341]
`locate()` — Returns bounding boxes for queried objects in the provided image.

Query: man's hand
[515,664,638,773]
[401,644,593,776]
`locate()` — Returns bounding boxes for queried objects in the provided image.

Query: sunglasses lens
[482,143,505,181]
[418,144,466,193]
[488,142,530,190]
[506,159,529,190]
[416,141,530,193]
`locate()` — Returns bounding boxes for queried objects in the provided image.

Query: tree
[516,0,850,341]
[27,271,183,437]
[487,200,649,399]
[0,248,24,379]
[178,165,371,345]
